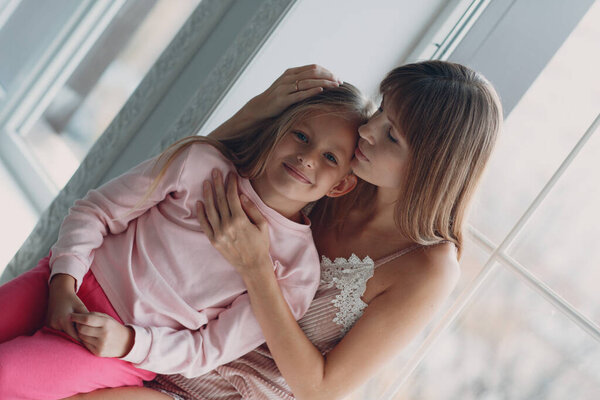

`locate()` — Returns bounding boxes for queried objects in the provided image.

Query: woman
[71,61,502,399]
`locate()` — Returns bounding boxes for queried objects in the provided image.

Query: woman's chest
[315,231,402,304]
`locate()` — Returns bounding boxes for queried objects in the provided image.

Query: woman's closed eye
[387,128,398,144]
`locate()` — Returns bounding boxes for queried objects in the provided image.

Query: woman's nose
[358,123,375,145]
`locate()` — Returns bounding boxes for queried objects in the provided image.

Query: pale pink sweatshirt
[49,143,320,378]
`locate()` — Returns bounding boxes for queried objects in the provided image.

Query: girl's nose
[297,152,314,168]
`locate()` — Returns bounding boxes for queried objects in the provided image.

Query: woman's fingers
[225,173,245,219]
[203,180,221,230]
[284,64,341,83]
[276,65,341,95]
[212,169,231,222]
[225,173,265,231]
[196,201,214,240]
[282,64,320,76]
[281,75,340,95]
[241,64,339,122]
[289,87,325,102]
[240,194,267,230]
[296,78,341,91]
[294,67,341,85]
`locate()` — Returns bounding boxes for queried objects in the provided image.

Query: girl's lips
[355,145,369,162]
[283,163,312,184]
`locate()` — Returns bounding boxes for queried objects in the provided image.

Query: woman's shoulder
[420,241,459,270]
[387,241,460,295]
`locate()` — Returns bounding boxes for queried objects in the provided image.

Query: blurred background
[0,0,598,398]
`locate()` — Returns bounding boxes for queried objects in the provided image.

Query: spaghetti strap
[373,240,454,269]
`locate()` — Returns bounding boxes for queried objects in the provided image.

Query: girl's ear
[326,174,357,198]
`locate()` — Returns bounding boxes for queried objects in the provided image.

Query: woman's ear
[326,174,357,198]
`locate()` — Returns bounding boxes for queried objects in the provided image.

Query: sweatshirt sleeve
[49,146,191,291]
[121,262,319,377]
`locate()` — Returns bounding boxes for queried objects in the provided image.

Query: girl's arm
[47,147,194,340]
[49,146,193,291]
[198,172,460,400]
[208,64,341,140]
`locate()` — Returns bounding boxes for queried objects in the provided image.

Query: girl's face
[253,112,358,208]
[351,102,411,189]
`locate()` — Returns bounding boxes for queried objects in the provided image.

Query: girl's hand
[196,170,273,277]
[71,312,135,358]
[47,274,89,342]
[242,64,342,121]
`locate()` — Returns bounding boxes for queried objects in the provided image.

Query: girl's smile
[282,162,312,184]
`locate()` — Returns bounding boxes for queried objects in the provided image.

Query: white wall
[199,0,448,136]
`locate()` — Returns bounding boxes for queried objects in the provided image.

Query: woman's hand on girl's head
[242,64,342,120]
[209,65,340,141]
[196,170,273,278]
[71,312,135,358]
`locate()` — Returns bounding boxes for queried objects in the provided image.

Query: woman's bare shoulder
[421,241,460,273]
[387,241,460,297]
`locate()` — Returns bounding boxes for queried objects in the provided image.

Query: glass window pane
[19,0,199,190]
[393,266,600,399]
[507,119,600,324]
[469,1,600,244]
[0,0,82,98]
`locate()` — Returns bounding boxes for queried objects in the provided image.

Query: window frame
[0,0,126,212]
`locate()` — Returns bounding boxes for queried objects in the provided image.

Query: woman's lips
[355,145,369,162]
[283,163,312,184]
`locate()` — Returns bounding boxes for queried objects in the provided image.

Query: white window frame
[0,0,126,212]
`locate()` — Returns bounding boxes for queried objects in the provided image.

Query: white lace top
[320,254,375,334]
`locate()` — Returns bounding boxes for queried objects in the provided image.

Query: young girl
[0,83,373,399]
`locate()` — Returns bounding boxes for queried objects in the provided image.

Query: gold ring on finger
[294,80,299,92]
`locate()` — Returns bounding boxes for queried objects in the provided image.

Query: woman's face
[351,101,411,189]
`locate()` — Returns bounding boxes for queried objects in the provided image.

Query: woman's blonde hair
[314,61,503,258]
[136,82,373,210]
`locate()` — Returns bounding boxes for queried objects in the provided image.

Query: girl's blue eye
[294,131,308,142]
[325,153,338,164]
[387,129,398,143]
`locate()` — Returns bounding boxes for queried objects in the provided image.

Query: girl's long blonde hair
[314,61,503,258]
[135,83,373,211]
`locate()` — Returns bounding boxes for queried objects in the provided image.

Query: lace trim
[320,254,374,334]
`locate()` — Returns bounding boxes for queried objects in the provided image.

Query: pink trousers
[0,254,156,399]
